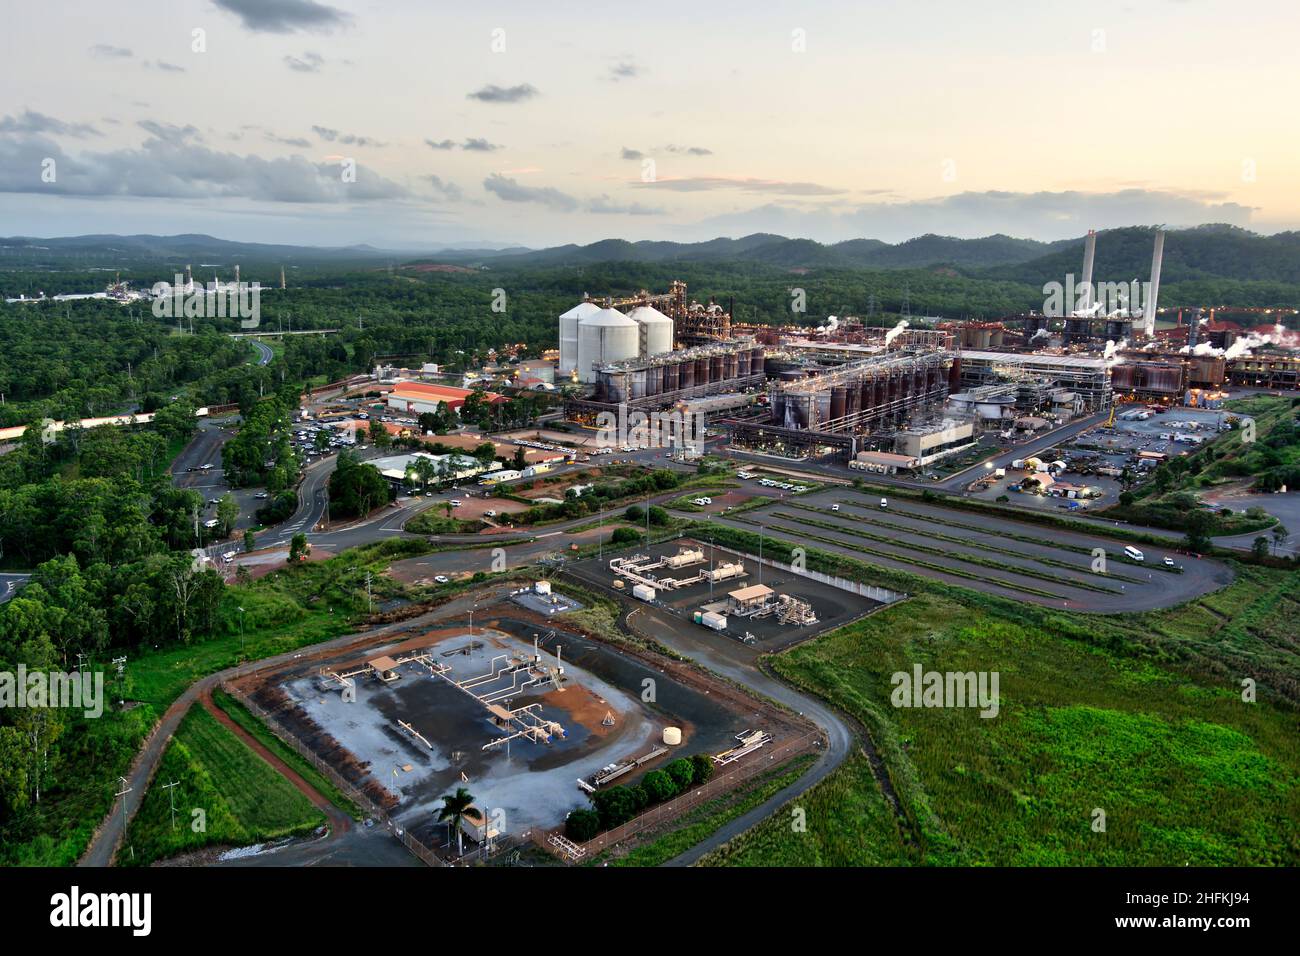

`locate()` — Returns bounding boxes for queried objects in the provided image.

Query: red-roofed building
[386,381,506,415]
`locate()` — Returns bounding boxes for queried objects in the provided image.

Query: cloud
[211,0,350,34]
[484,173,577,211]
[483,175,662,216]
[694,189,1258,244]
[588,195,662,216]
[427,175,464,202]
[0,133,408,203]
[312,125,386,147]
[145,60,187,72]
[284,51,325,72]
[138,120,201,144]
[467,83,539,104]
[637,176,845,196]
[426,137,501,151]
[0,110,100,139]
[89,44,132,58]
[623,145,712,160]
[608,60,641,81]
[265,132,313,148]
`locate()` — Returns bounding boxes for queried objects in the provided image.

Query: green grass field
[123,706,324,865]
[708,589,1299,866]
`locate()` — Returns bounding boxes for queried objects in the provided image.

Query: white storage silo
[576,307,638,383]
[626,305,675,359]
[558,301,599,376]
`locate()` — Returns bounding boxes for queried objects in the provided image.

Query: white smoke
[1103,338,1127,366]
[883,319,910,347]
[1030,327,1051,342]
[817,316,839,335]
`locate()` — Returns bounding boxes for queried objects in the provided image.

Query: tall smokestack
[185,263,192,288]
[234,263,240,287]
[1187,309,1200,351]
[1142,229,1164,338]
[1080,229,1096,312]
[280,266,286,290]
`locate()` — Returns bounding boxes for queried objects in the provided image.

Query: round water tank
[576,307,638,384]
[663,727,682,746]
[559,302,599,374]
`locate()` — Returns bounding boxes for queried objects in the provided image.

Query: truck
[632,583,656,602]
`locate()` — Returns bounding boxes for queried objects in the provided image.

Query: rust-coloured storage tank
[662,361,679,392]
[736,349,750,378]
[710,354,725,382]
[679,359,695,389]
[751,347,765,376]
[724,352,738,380]
[695,357,711,385]
[829,386,848,423]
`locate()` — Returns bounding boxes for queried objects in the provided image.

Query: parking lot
[719,488,1233,612]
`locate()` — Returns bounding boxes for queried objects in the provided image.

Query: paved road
[249,339,274,366]
[0,573,30,604]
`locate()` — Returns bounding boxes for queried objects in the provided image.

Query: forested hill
[980,225,1300,287]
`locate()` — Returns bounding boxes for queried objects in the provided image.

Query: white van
[1124,546,1145,562]
[880,497,888,509]
[831,503,841,512]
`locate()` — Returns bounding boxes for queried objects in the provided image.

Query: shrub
[641,769,677,803]
[690,753,714,785]
[565,808,600,843]
[612,527,643,545]
[665,757,695,791]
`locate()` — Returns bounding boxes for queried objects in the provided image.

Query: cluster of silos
[575,307,639,384]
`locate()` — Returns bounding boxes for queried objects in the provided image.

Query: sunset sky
[2,0,1296,248]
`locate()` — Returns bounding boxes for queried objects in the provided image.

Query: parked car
[434,575,449,584]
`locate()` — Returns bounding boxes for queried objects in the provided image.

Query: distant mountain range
[4,226,1300,289]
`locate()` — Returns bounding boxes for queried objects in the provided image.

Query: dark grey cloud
[426,137,501,151]
[0,110,100,138]
[211,0,350,34]
[484,174,578,211]
[467,83,539,104]
[0,133,407,202]
[89,44,132,58]
[312,125,386,147]
[664,144,712,156]
[621,147,645,160]
[284,51,324,72]
[637,176,844,196]
[146,60,187,72]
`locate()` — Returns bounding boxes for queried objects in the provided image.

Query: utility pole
[115,777,134,861]
[160,779,180,831]
[365,572,373,614]
[237,606,245,660]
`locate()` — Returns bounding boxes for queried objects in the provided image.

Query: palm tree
[437,787,480,857]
